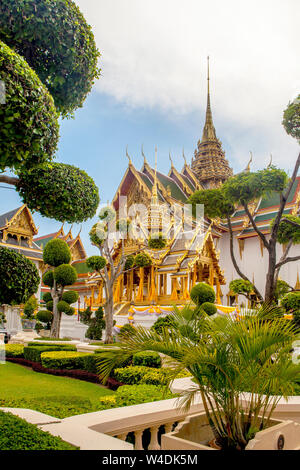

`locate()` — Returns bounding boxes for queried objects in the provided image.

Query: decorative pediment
[2,205,37,245]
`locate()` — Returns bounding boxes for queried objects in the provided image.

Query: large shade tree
[189,96,300,304]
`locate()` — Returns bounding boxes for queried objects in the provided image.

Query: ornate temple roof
[191,57,233,188]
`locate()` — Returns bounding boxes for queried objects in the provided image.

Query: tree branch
[0,175,19,186]
[281,217,300,229]
[227,216,263,301]
[274,239,293,285]
[276,254,300,270]
[243,203,269,249]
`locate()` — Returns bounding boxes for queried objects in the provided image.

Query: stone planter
[161,412,300,450]
[39,330,51,338]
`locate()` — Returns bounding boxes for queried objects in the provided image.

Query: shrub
[0,411,76,450]
[0,40,59,171]
[41,351,91,370]
[62,291,79,305]
[54,264,77,286]
[281,292,300,313]
[43,239,71,267]
[125,255,135,271]
[24,345,76,363]
[36,310,53,325]
[42,271,54,288]
[23,296,38,319]
[4,344,24,358]
[201,302,217,316]
[0,247,40,305]
[34,321,44,333]
[148,233,167,250]
[86,256,107,272]
[190,282,216,306]
[85,307,105,340]
[134,253,152,268]
[57,301,72,314]
[80,307,92,325]
[46,301,53,312]
[42,292,53,304]
[132,351,161,368]
[151,315,178,334]
[114,385,173,407]
[113,366,190,386]
[82,354,98,374]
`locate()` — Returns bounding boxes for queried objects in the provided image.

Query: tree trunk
[264,240,276,304]
[104,285,114,344]
[50,289,61,338]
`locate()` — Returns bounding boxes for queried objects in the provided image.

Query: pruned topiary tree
[42,239,78,338]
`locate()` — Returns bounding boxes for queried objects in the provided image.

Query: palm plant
[96,304,300,450]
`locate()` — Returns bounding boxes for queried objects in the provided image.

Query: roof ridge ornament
[245,152,253,172]
[126,145,132,165]
[141,144,147,165]
[169,151,174,168]
[182,148,187,166]
[267,153,273,169]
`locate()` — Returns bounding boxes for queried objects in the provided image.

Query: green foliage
[190,282,216,306]
[18,163,100,223]
[43,239,71,267]
[281,292,300,313]
[113,366,189,386]
[0,0,100,118]
[85,307,105,341]
[282,94,300,141]
[62,290,78,305]
[151,315,179,334]
[0,41,59,172]
[0,411,76,450]
[23,295,38,319]
[124,255,135,271]
[223,168,288,205]
[134,252,152,268]
[34,321,44,333]
[43,292,53,304]
[275,215,300,245]
[0,247,39,305]
[41,351,91,370]
[46,301,53,312]
[148,233,167,249]
[201,302,217,316]
[118,323,136,339]
[274,280,291,302]
[116,218,131,234]
[114,384,174,407]
[188,188,234,219]
[57,301,72,314]
[99,206,116,222]
[132,351,161,368]
[54,264,77,287]
[86,256,107,272]
[24,344,76,363]
[79,307,92,325]
[42,271,54,288]
[89,223,105,247]
[35,308,53,325]
[230,279,253,296]
[4,344,24,358]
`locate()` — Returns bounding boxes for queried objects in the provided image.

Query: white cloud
[76,0,300,170]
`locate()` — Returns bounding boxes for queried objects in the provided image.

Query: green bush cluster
[43,239,71,267]
[201,302,217,316]
[40,351,92,370]
[23,296,38,320]
[113,366,189,385]
[23,344,76,363]
[4,344,24,358]
[190,282,216,306]
[134,252,152,268]
[151,315,178,334]
[148,233,167,250]
[85,307,106,341]
[132,351,162,368]
[114,384,174,407]
[0,411,77,450]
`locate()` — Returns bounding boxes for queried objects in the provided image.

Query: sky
[1,0,299,256]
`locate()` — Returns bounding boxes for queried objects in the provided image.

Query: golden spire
[295,271,300,291]
[126,145,132,165]
[141,144,147,165]
[245,152,253,172]
[169,151,174,168]
[151,146,158,204]
[202,56,217,142]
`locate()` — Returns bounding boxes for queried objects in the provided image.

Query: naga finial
[141,144,147,164]
[126,145,132,165]
[245,152,253,172]
[182,147,187,166]
[169,151,174,168]
[267,154,273,169]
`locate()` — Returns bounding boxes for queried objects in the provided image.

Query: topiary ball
[65,306,75,317]
[134,252,152,268]
[201,302,217,316]
[89,223,106,246]
[62,290,79,305]
[36,310,53,324]
[54,264,77,287]
[57,301,72,314]
[190,282,216,306]
[43,239,71,267]
[46,301,53,312]
[0,40,59,171]
[125,255,135,271]
[99,206,116,222]
[42,292,52,304]
[86,256,106,272]
[42,270,54,288]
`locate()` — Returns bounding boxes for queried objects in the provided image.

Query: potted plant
[97,284,300,451]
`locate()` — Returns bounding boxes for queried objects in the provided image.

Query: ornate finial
[267,154,273,169]
[295,270,300,291]
[126,145,132,165]
[201,56,217,142]
[141,144,148,165]
[207,55,210,96]
[182,148,187,166]
[169,151,174,168]
[245,152,253,172]
[152,146,158,203]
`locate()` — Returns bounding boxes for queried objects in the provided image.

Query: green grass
[0,362,113,418]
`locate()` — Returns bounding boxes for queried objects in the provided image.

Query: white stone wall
[219,233,300,304]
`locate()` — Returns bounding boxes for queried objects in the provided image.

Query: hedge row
[113,366,190,386]
[0,411,77,450]
[41,351,92,370]
[23,344,76,362]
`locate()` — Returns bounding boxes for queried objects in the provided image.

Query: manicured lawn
[0,362,113,418]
